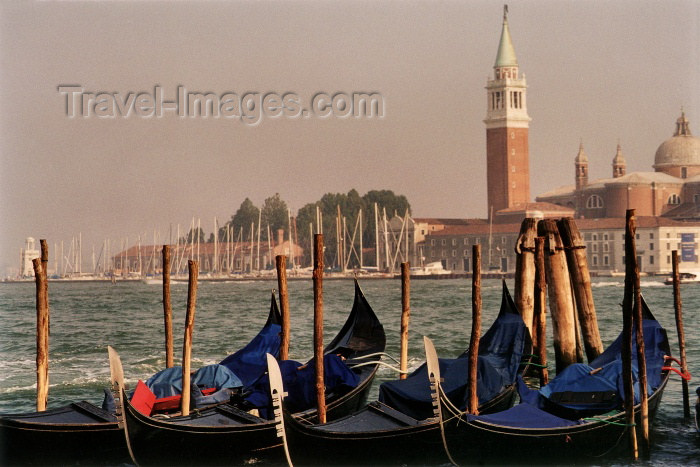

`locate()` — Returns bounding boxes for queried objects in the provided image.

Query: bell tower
[485,5,531,217]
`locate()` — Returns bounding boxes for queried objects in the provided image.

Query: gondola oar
[267,353,293,467]
[425,336,456,466]
[108,346,139,467]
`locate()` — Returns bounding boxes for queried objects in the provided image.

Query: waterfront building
[402,8,700,276]
[418,217,700,275]
[537,112,700,220]
[19,237,40,277]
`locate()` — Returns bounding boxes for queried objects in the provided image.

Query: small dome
[654,111,700,169]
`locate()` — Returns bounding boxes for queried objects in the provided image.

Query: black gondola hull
[122,280,386,466]
[442,373,669,463]
[0,402,128,465]
[284,383,517,465]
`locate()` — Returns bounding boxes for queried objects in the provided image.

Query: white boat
[663,271,700,285]
[410,261,452,276]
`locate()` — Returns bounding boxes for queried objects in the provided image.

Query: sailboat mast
[257,211,262,272]
[214,217,218,274]
[359,209,363,269]
[374,203,380,270]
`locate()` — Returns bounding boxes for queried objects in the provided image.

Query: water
[1,278,698,465]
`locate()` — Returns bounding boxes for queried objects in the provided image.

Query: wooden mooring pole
[533,237,549,386]
[514,218,536,339]
[276,255,291,361]
[558,218,603,362]
[537,219,577,374]
[33,256,49,412]
[181,260,198,416]
[400,262,411,380]
[622,210,639,460]
[468,245,482,415]
[313,234,326,424]
[671,250,690,419]
[162,245,174,368]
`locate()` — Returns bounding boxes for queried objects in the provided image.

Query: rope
[661,366,692,380]
[348,360,409,374]
[523,362,548,368]
[582,417,635,427]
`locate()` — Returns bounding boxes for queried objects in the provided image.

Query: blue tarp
[146,364,243,398]
[378,285,529,420]
[245,353,360,418]
[517,316,668,421]
[487,315,670,429]
[219,322,282,387]
[466,402,584,428]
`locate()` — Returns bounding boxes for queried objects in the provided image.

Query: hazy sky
[1,0,698,274]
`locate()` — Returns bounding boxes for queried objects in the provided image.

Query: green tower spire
[494,5,518,68]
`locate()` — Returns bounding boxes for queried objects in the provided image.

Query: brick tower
[485,6,531,217]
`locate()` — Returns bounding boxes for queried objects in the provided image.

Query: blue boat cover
[378,284,529,420]
[517,316,668,420]
[219,322,282,387]
[146,364,243,398]
[245,353,360,418]
[466,402,584,428]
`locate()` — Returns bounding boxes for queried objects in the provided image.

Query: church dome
[653,111,700,169]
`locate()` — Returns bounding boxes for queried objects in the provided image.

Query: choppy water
[0,278,698,465]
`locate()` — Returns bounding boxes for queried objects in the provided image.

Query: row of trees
[182,190,411,269]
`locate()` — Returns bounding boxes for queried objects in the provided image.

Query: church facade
[536,112,700,220]
[394,7,700,276]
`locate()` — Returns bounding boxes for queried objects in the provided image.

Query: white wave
[639,280,666,287]
[591,281,623,287]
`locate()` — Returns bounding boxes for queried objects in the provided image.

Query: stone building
[537,111,700,219]
[398,8,700,276]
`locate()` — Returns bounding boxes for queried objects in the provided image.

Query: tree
[294,189,411,269]
[261,193,288,241]
[185,227,206,244]
[230,198,260,238]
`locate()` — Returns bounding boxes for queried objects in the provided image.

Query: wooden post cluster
[537,219,577,374]
[468,245,481,415]
[557,218,603,362]
[621,210,639,460]
[162,245,174,368]
[533,237,548,386]
[399,262,411,380]
[671,250,690,419]
[180,260,199,416]
[514,218,537,338]
[276,255,291,361]
[313,234,326,424]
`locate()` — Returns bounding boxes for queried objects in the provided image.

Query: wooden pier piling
[181,260,198,416]
[514,218,536,338]
[558,218,603,362]
[537,219,577,374]
[276,255,291,361]
[622,210,639,460]
[162,245,174,368]
[33,257,49,412]
[468,245,481,415]
[400,262,411,380]
[533,237,549,386]
[313,234,326,424]
[671,250,690,419]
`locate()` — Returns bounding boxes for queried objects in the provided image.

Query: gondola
[114,279,386,466]
[0,292,283,466]
[436,296,672,463]
[280,281,531,465]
